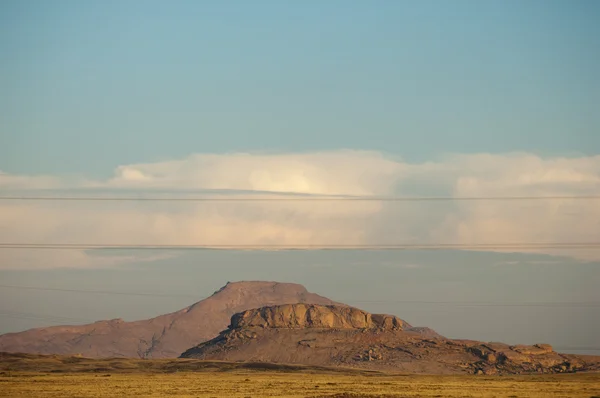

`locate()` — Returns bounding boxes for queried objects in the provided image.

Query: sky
[0,1,599,354]
[1,0,599,176]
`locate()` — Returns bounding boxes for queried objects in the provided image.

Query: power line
[0,284,598,308]
[0,284,203,298]
[1,195,599,202]
[1,242,599,250]
[347,300,600,308]
[0,310,94,324]
[1,311,598,351]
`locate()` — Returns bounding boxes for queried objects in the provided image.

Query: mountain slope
[181,304,600,375]
[0,281,340,358]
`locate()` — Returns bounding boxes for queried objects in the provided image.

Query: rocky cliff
[230,304,408,330]
[181,304,600,375]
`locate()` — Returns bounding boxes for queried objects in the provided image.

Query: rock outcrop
[230,304,408,331]
[181,304,600,375]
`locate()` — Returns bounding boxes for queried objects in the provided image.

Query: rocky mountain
[181,304,600,375]
[0,281,340,358]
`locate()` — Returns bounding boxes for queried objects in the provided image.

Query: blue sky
[1,0,599,176]
[1,1,599,353]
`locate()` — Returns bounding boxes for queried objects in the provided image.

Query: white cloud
[0,249,177,270]
[426,153,600,260]
[106,150,404,196]
[0,150,599,269]
[0,171,62,190]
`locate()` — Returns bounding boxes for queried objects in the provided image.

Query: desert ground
[1,355,599,398]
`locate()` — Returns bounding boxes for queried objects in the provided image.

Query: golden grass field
[1,354,599,397]
[2,371,600,398]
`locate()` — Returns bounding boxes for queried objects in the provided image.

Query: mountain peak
[209,281,312,300]
[0,281,338,359]
[214,280,308,292]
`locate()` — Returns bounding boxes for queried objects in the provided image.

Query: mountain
[180,304,600,375]
[0,281,340,358]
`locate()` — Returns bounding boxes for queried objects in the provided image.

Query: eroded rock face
[180,304,600,375]
[371,314,407,330]
[512,344,554,355]
[230,304,407,330]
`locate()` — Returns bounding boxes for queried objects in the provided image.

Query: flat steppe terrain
[1,353,599,397]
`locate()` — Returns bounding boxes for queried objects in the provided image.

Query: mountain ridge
[0,281,340,358]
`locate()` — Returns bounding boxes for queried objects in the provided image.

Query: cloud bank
[1,150,599,268]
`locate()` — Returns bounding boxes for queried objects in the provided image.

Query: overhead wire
[345,299,600,308]
[2,195,598,250]
[0,284,203,298]
[1,194,598,335]
[0,195,599,202]
[0,309,94,324]
[1,242,599,250]
[0,284,598,308]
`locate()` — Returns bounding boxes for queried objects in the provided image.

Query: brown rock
[512,344,554,355]
[371,314,406,330]
[468,346,488,359]
[231,304,407,331]
[231,304,370,329]
[486,353,497,363]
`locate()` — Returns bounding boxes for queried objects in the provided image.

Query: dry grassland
[1,371,600,398]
